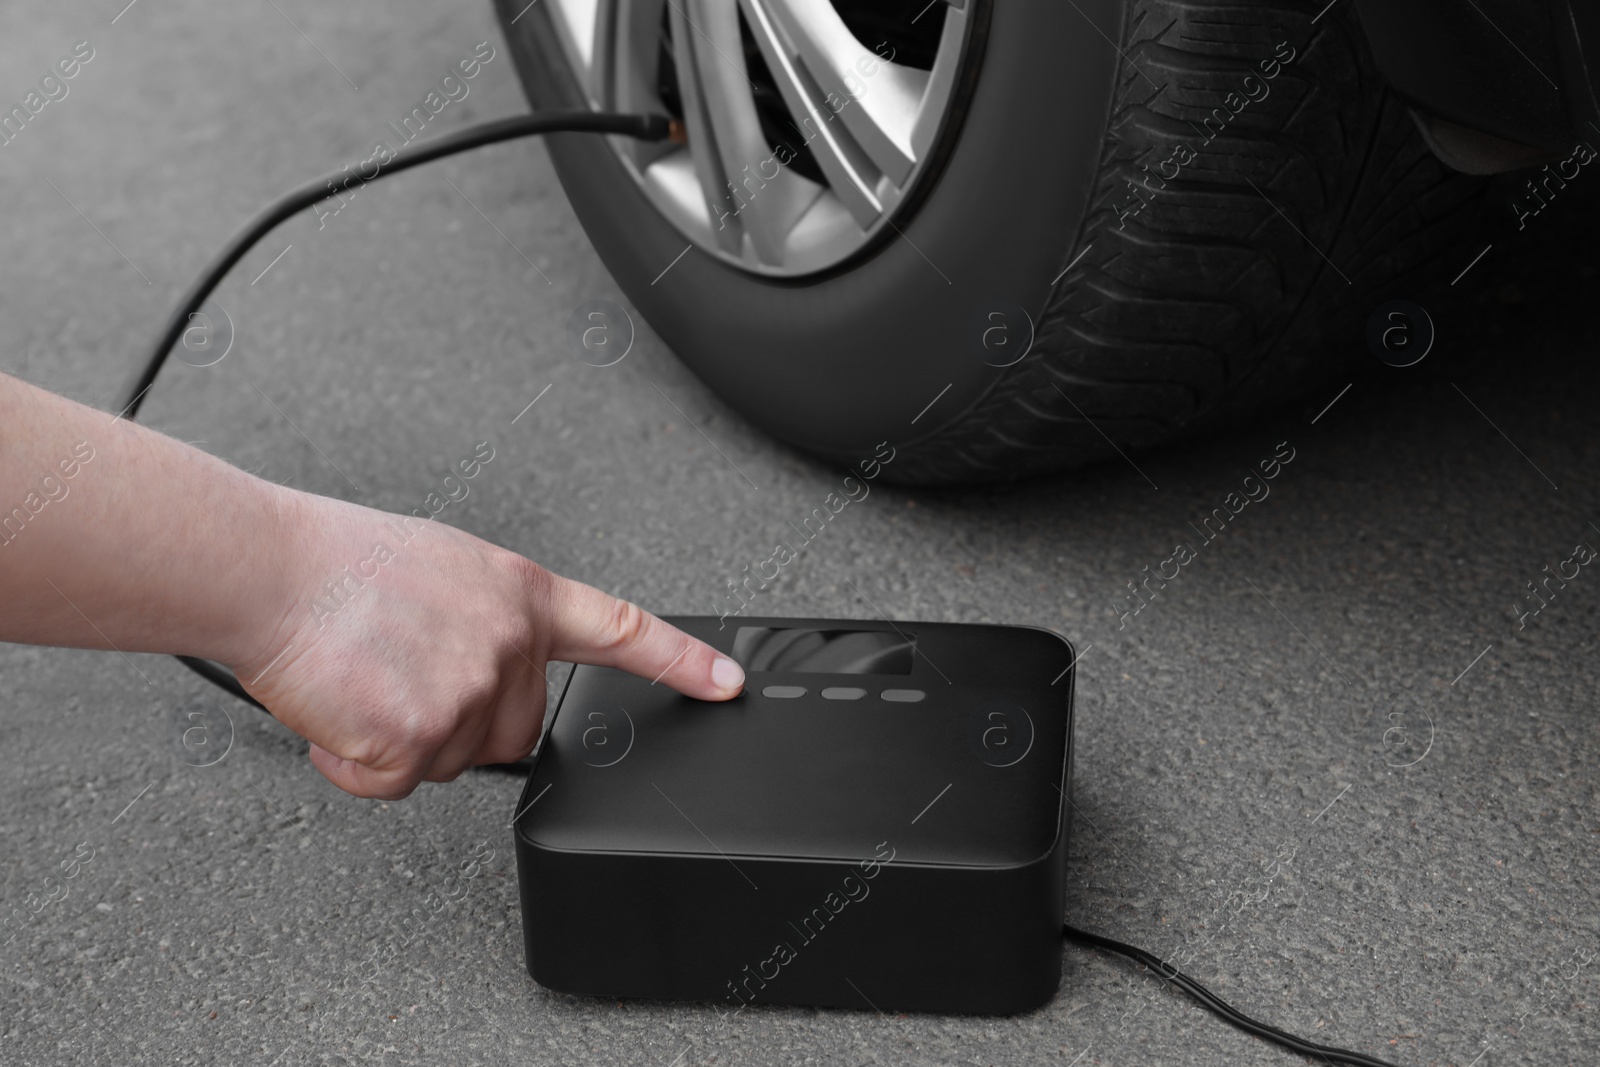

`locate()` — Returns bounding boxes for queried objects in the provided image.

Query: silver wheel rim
[543,0,979,276]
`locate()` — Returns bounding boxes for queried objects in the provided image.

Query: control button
[821,687,867,701]
[880,689,926,703]
[761,685,807,699]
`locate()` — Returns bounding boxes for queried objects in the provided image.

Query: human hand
[229,489,745,799]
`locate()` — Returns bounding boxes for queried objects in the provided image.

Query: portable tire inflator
[118,108,1402,1067]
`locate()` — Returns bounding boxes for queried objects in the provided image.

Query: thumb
[543,574,744,700]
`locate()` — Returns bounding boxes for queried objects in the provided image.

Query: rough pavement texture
[1,2,1596,1065]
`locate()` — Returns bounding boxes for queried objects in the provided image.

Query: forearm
[0,372,295,669]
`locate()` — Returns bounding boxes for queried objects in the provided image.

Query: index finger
[544,574,745,700]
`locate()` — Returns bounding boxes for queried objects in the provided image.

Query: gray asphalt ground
[3,2,1598,1065]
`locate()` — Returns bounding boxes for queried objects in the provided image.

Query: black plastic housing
[513,616,1077,1016]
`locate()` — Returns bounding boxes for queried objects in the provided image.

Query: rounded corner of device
[1015,623,1076,656]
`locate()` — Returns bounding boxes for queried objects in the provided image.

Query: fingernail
[712,656,744,692]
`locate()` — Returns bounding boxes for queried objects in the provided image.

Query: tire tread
[887,0,1487,484]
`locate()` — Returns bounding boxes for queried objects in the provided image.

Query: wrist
[209,476,315,677]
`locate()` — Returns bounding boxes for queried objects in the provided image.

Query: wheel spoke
[670,0,824,264]
[666,0,742,254]
[738,0,935,224]
[605,0,676,169]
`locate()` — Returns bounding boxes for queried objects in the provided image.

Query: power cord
[1063,924,1400,1067]
[118,110,674,419]
[116,106,1402,1065]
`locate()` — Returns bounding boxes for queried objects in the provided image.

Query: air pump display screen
[731,627,916,675]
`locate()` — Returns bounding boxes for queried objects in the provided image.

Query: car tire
[495,0,1486,485]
